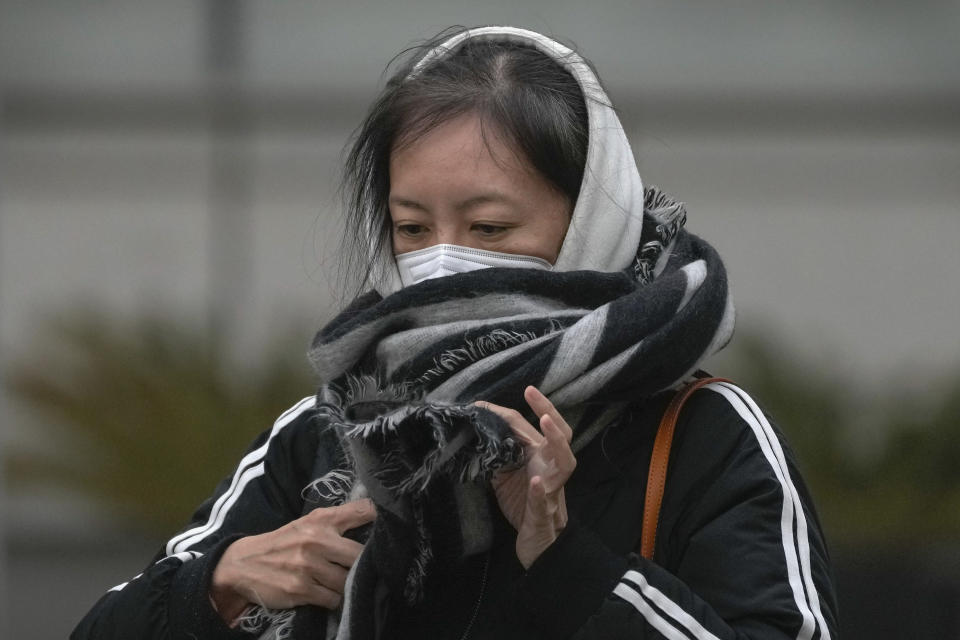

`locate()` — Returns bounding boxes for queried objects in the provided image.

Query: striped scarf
[250,187,735,639]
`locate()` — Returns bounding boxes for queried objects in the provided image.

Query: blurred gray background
[2,1,958,637]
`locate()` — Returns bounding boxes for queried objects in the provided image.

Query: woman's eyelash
[473,224,506,233]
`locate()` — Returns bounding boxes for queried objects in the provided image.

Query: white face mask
[395,244,552,288]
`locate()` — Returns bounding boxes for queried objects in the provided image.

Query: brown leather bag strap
[640,376,732,560]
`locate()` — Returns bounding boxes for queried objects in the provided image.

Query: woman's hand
[209,499,376,624]
[479,386,576,569]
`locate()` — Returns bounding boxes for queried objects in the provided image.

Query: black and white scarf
[242,186,735,640]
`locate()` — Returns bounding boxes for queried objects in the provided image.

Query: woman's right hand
[209,498,376,624]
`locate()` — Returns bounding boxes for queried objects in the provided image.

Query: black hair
[340,27,590,294]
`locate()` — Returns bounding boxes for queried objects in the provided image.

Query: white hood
[374,26,646,295]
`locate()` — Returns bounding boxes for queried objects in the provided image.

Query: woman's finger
[540,415,577,478]
[315,534,366,569]
[526,475,553,523]
[297,512,367,567]
[556,487,568,526]
[322,498,377,534]
[524,386,573,442]
[302,582,343,610]
[475,400,543,445]
[307,559,351,594]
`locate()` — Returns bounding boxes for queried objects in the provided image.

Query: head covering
[374,26,646,295]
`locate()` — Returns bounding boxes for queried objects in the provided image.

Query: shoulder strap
[640,376,731,560]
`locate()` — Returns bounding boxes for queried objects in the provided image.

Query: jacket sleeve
[71,396,322,640]
[507,381,840,640]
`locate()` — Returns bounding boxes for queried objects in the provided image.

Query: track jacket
[72,381,839,639]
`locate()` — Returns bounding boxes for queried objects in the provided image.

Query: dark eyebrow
[389,192,515,212]
[455,191,514,211]
[388,196,427,211]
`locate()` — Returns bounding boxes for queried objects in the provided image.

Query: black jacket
[72,382,839,639]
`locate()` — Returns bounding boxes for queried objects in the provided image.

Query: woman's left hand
[478,386,576,569]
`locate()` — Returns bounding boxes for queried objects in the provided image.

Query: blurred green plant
[4,309,959,548]
[4,308,316,536]
[724,330,960,549]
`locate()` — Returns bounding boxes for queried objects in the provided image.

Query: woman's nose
[434,226,467,247]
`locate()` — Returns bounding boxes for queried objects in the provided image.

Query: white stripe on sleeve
[108,551,203,592]
[165,396,316,555]
[613,583,691,640]
[108,575,139,593]
[622,570,722,640]
[711,382,832,640]
[705,383,813,638]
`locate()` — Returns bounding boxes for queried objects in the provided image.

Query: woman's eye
[396,224,426,237]
[473,224,506,236]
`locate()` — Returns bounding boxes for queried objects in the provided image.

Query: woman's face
[388,114,571,263]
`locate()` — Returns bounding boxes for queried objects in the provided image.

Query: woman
[73,26,839,640]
